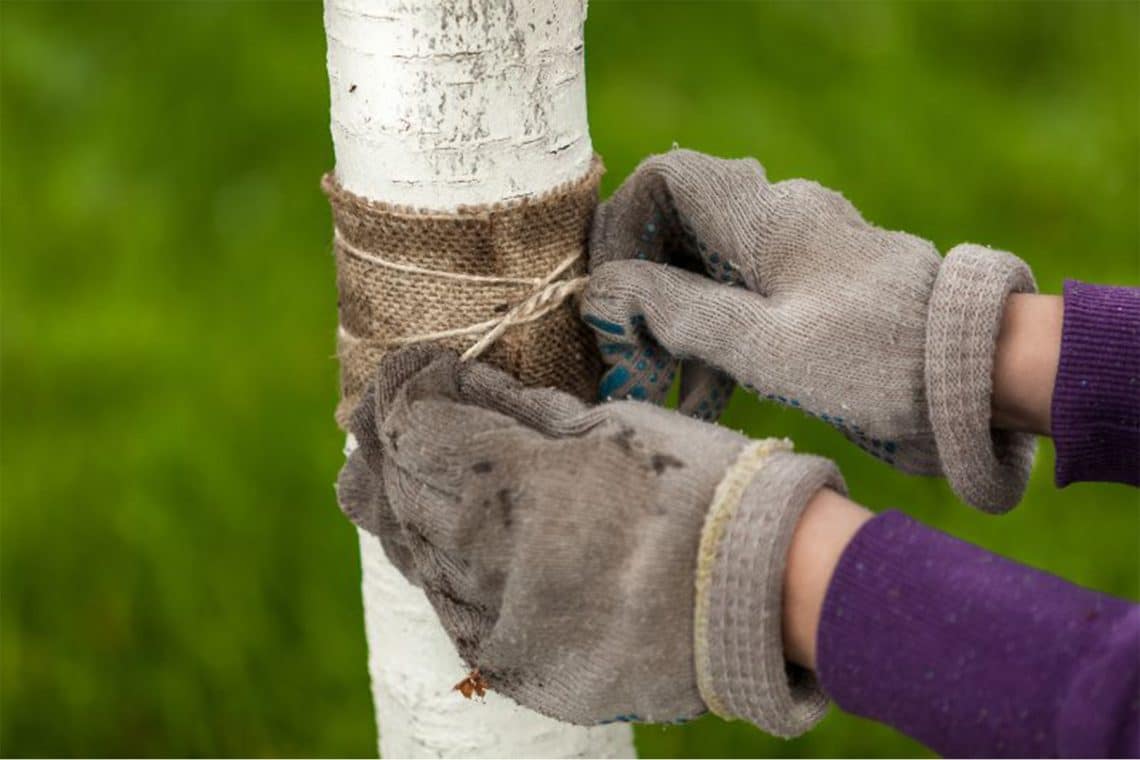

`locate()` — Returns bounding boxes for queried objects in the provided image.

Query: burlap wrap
[323,158,605,429]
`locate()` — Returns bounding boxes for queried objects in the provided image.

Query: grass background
[2,1,1137,756]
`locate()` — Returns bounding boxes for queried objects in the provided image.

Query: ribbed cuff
[925,244,1038,513]
[1052,280,1140,487]
[699,448,843,738]
[817,510,1140,758]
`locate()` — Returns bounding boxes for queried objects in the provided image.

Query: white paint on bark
[324,0,636,756]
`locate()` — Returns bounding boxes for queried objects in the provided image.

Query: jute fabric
[323,157,605,428]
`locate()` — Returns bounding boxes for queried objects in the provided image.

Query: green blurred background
[3,1,1138,756]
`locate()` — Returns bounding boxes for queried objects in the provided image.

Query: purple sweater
[817,282,1140,758]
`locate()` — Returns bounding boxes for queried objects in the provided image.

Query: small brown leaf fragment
[453,669,490,699]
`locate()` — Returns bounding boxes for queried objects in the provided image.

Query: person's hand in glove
[581,149,1038,513]
[336,344,849,735]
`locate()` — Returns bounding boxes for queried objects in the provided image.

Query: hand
[582,149,1037,512]
[336,357,420,583]
[337,345,843,736]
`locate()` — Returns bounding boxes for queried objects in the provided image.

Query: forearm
[782,501,1140,757]
[992,292,1062,436]
[781,488,871,671]
[990,283,1140,487]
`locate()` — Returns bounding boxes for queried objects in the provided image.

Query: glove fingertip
[347,382,382,454]
[587,196,615,272]
[335,450,373,519]
[373,344,452,410]
[677,363,735,422]
[598,364,634,402]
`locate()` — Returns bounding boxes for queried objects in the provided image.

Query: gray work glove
[336,344,844,736]
[581,149,1037,513]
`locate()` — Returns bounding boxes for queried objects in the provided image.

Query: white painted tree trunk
[323,1,637,756]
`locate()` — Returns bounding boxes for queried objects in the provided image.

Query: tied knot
[334,228,587,361]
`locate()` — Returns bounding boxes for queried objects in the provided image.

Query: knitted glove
[582,149,1037,513]
[336,365,419,584]
[336,344,844,736]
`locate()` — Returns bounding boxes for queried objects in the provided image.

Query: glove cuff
[695,440,844,738]
[925,243,1038,513]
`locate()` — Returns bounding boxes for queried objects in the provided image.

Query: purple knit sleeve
[1052,281,1140,487]
[817,510,1140,758]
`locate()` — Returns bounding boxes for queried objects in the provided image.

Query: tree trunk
[323,0,637,756]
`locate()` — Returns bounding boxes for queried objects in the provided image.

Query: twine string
[334,228,587,361]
